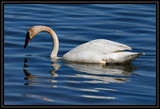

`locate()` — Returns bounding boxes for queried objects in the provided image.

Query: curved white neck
[49,29,59,58]
[28,26,59,58]
[36,26,59,58]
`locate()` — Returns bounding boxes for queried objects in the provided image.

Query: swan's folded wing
[81,39,132,54]
[62,39,132,63]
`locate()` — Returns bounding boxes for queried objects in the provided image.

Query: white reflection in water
[95,88,117,91]
[63,62,136,84]
[63,86,99,92]
[23,58,137,101]
[64,62,135,76]
[66,74,129,84]
[82,95,116,99]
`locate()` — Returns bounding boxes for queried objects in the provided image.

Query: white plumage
[62,39,144,64]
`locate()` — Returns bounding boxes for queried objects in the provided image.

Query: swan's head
[24,26,47,48]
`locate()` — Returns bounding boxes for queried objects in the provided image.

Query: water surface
[4,4,156,105]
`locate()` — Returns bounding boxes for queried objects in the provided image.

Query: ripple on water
[4,4,156,105]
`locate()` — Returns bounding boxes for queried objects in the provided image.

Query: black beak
[24,32,31,48]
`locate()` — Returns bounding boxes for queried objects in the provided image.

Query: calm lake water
[4,4,156,105]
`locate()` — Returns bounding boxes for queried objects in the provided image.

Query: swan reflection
[64,62,135,76]
[23,58,60,88]
[23,58,137,101]
[62,62,136,100]
[63,62,136,84]
[23,58,136,87]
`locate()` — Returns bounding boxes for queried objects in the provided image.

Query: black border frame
[1,0,159,108]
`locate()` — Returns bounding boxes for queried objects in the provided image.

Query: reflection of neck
[23,58,60,80]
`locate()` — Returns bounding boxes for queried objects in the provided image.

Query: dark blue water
[4,4,156,105]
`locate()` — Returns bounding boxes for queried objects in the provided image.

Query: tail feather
[103,52,145,64]
[132,53,145,59]
[123,52,144,63]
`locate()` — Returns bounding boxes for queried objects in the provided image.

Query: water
[4,4,156,105]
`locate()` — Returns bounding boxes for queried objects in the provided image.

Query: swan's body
[24,26,144,64]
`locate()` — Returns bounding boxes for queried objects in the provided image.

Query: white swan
[24,26,144,64]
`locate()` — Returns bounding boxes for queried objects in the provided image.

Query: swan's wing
[62,39,132,63]
[76,39,132,54]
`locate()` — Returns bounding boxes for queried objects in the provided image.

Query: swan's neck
[39,26,59,58]
[48,28,59,58]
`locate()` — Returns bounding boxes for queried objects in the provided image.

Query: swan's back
[62,39,142,64]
